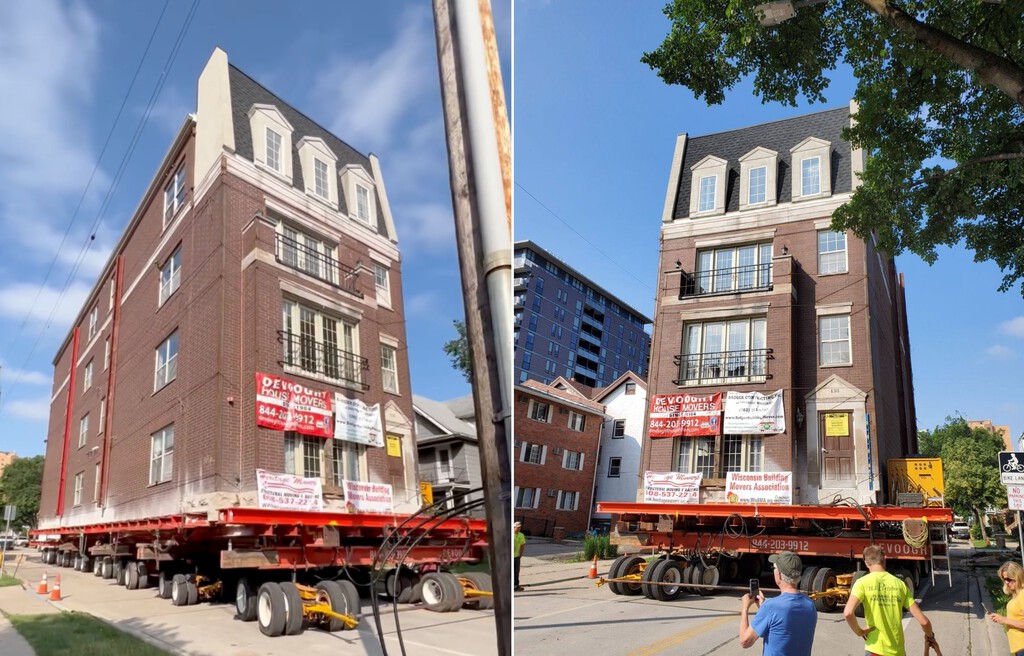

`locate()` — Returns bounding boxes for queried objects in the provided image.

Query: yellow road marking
[625,614,736,656]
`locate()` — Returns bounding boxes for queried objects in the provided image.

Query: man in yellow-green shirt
[843,545,938,655]
[514,521,526,592]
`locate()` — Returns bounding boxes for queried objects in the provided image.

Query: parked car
[949,521,970,540]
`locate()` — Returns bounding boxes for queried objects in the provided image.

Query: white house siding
[592,378,648,526]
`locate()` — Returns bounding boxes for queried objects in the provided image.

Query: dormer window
[314,159,329,198]
[356,185,370,222]
[296,136,338,207]
[248,104,294,184]
[790,137,831,200]
[266,128,282,172]
[688,155,728,217]
[739,147,778,210]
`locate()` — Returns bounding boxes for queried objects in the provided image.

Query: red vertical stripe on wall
[56,326,80,517]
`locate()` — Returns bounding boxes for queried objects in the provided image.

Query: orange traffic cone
[588,554,598,579]
[49,574,61,601]
[36,571,48,595]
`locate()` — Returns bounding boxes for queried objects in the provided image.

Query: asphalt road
[513,552,1009,656]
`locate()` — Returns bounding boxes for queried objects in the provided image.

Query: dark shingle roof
[228,65,389,237]
[674,106,851,219]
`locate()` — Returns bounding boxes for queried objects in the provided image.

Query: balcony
[275,234,362,297]
[578,330,601,347]
[419,467,471,486]
[581,313,604,330]
[673,348,773,385]
[278,330,369,390]
[514,276,530,290]
[679,263,773,298]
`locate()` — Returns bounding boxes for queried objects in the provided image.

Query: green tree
[643,1,1024,295]
[916,428,942,458]
[920,417,1004,540]
[0,455,44,530]
[442,319,472,383]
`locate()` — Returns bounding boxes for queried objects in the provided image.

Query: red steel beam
[100,255,124,505]
[597,501,953,524]
[221,544,487,570]
[56,327,80,517]
[621,531,930,560]
[218,507,488,533]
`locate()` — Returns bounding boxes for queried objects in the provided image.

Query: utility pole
[432,1,512,654]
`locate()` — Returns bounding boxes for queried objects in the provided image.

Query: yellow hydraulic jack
[295,582,359,630]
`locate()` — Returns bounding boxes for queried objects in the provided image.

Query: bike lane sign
[999,452,1024,485]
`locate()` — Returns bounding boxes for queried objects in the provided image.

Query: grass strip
[8,612,170,656]
[0,574,21,587]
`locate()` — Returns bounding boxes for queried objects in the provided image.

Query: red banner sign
[255,373,333,438]
[648,393,722,438]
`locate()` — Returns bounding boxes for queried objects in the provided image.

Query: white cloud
[985,344,1016,359]
[0,362,49,386]
[0,280,92,327]
[312,6,435,150]
[405,291,439,317]
[5,397,50,422]
[394,202,456,252]
[999,317,1024,339]
[141,85,192,136]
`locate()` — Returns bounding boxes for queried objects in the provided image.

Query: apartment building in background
[968,420,1013,451]
[590,372,648,529]
[0,452,15,479]
[414,394,484,517]
[514,240,652,389]
[644,104,917,506]
[39,48,418,528]
[513,378,604,538]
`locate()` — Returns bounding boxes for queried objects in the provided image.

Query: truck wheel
[459,572,494,609]
[186,580,199,605]
[618,556,646,596]
[799,566,820,594]
[336,580,360,628]
[125,561,139,590]
[408,579,423,604]
[101,557,113,579]
[278,582,305,636]
[137,562,149,589]
[158,572,173,599]
[812,567,838,612]
[440,572,465,611]
[257,582,287,637]
[114,559,126,585]
[606,556,628,595]
[315,581,354,631]
[78,556,90,572]
[640,558,662,599]
[236,577,257,621]
[93,558,102,576]
[654,560,684,602]
[396,571,419,604]
[698,564,720,597]
[421,572,459,612]
[72,555,81,570]
[171,574,189,606]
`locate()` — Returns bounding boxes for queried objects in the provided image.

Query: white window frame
[520,443,547,465]
[163,165,186,228]
[93,462,101,502]
[527,400,551,423]
[689,155,728,216]
[266,127,282,173]
[739,147,779,210]
[83,360,94,392]
[562,450,584,471]
[149,425,174,485]
[612,419,625,438]
[373,263,391,308]
[817,229,848,275]
[515,486,541,509]
[281,300,359,385]
[154,331,179,391]
[819,314,852,366]
[680,317,768,384]
[675,436,717,477]
[109,278,116,313]
[78,414,89,448]
[355,184,371,223]
[159,246,182,305]
[568,411,586,432]
[697,175,716,213]
[695,243,773,294]
[722,434,764,474]
[104,338,110,370]
[790,137,832,200]
[801,156,821,196]
[73,472,84,506]
[275,223,339,285]
[556,490,579,511]
[313,157,329,199]
[381,344,399,394]
[88,306,98,340]
[98,398,106,434]
[608,456,622,477]
[748,165,767,205]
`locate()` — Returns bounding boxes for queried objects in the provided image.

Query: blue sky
[0,0,510,457]
[514,1,1023,448]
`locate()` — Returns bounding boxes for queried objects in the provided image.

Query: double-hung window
[748,166,767,204]
[83,360,94,392]
[522,443,544,465]
[694,243,772,295]
[817,230,848,274]
[154,331,179,390]
[676,436,717,477]
[680,318,767,384]
[568,411,586,431]
[78,414,89,448]
[612,419,625,438]
[159,247,181,304]
[697,176,716,213]
[73,472,84,506]
[163,165,186,226]
[373,264,391,307]
[266,128,282,172]
[722,435,764,473]
[284,432,363,485]
[608,457,622,477]
[276,224,338,285]
[528,400,550,422]
[282,300,359,385]
[88,306,98,340]
[556,490,578,511]
[150,425,174,485]
[355,185,371,223]
[819,314,852,365]
[381,344,399,393]
[314,158,329,199]
[515,487,540,509]
[562,450,583,471]
[801,157,821,196]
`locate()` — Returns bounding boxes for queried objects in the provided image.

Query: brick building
[513,378,605,537]
[968,420,1013,451]
[39,48,418,528]
[644,104,917,505]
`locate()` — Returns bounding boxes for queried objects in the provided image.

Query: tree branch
[857,0,1024,106]
[912,152,1024,187]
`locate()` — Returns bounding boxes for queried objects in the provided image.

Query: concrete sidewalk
[0,582,60,656]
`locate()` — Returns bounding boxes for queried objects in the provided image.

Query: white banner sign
[1009,486,1024,511]
[725,472,792,504]
[643,471,702,504]
[343,480,394,513]
[256,469,324,511]
[334,395,384,447]
[723,390,786,434]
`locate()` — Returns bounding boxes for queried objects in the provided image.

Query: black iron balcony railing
[278,330,369,390]
[418,467,471,486]
[679,263,773,298]
[275,234,362,297]
[673,348,773,385]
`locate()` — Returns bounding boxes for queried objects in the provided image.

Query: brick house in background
[39,48,418,528]
[644,103,917,505]
[514,378,604,537]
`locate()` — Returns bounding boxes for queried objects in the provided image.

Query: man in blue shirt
[738,551,817,655]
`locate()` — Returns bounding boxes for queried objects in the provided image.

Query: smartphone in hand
[750,578,760,598]
[982,602,991,614]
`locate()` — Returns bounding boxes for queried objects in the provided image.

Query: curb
[976,569,1011,656]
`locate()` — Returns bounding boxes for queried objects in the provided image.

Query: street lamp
[754,0,828,26]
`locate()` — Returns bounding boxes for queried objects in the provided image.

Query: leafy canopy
[0,455,44,530]
[643,0,1024,295]
[916,416,1004,525]
[442,319,473,383]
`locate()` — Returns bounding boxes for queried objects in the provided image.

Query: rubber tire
[158,572,173,599]
[742,554,763,579]
[439,572,465,611]
[137,562,149,589]
[851,570,867,617]
[316,581,348,632]
[799,566,820,594]
[171,574,189,606]
[257,582,287,637]
[690,562,706,596]
[721,558,741,582]
[891,567,915,603]
[125,561,139,590]
[640,558,662,599]
[114,560,126,586]
[421,572,457,612]
[336,580,360,628]
[79,556,90,572]
[396,571,419,604]
[279,582,305,635]
[812,567,838,612]
[460,572,494,610]
[101,557,113,579]
[236,577,257,621]
[607,555,628,595]
[408,580,423,604]
[72,555,81,570]
[617,556,646,596]
[653,560,684,602]
[93,558,102,576]
[699,564,720,596]
[186,581,198,605]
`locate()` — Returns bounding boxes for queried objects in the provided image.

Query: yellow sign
[420,481,434,506]
[824,413,849,437]
[386,434,401,457]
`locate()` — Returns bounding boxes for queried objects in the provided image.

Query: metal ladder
[929,523,952,586]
